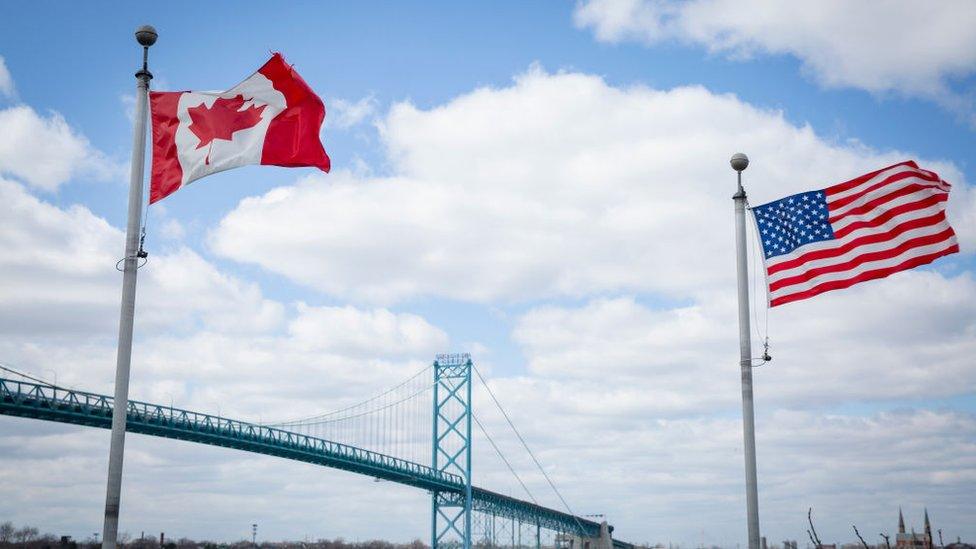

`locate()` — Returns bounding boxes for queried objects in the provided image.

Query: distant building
[895,508,934,549]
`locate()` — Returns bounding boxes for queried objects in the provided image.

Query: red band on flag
[259,53,331,171]
[149,91,183,204]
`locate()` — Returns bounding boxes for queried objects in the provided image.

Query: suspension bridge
[0,354,632,549]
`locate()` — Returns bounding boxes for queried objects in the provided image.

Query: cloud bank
[574,0,976,122]
[212,67,975,304]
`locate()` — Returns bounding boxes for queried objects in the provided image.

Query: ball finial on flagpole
[135,25,158,47]
[134,25,156,79]
[730,152,749,172]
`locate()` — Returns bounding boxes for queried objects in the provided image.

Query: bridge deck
[0,377,603,537]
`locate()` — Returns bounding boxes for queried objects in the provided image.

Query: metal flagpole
[101,25,156,549]
[731,152,760,549]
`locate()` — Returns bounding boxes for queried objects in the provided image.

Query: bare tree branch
[853,525,869,549]
[880,533,891,549]
[808,509,823,549]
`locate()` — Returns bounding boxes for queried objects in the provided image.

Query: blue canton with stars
[752,190,835,259]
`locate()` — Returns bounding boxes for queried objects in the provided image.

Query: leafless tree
[807,509,823,549]
[938,530,944,548]
[13,527,38,544]
[0,522,14,544]
[879,533,891,549]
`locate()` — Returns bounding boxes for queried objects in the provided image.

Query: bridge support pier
[431,354,472,549]
[561,521,614,549]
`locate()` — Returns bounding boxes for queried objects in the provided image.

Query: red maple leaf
[187,95,267,164]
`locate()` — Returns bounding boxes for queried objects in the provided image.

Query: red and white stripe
[764,161,959,307]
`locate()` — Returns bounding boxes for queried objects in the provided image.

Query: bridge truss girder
[0,376,607,542]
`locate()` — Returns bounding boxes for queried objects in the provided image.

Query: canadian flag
[149,53,330,203]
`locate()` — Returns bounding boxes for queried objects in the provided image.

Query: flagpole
[101,25,156,549]
[731,152,761,549]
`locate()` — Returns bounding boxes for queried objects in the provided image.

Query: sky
[1,0,975,546]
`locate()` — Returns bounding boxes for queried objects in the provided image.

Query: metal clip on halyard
[115,227,149,271]
[137,226,149,259]
[751,338,772,367]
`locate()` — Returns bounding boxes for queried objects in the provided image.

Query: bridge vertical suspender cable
[263,364,435,463]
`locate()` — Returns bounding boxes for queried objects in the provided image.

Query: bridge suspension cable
[472,411,537,504]
[0,362,62,389]
[473,364,586,534]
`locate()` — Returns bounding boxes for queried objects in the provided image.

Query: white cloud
[509,271,976,416]
[212,67,974,304]
[329,95,378,129]
[0,178,283,338]
[289,303,447,359]
[574,0,976,119]
[0,177,448,416]
[0,55,14,98]
[159,218,186,240]
[579,408,976,544]
[120,92,136,123]
[0,105,123,190]
[0,177,122,336]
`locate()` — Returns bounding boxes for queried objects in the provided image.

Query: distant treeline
[0,523,430,549]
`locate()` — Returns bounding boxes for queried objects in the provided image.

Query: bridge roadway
[0,377,607,538]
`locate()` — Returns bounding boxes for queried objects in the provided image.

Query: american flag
[752,161,959,307]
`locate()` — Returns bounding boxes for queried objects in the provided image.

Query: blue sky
[1,1,974,547]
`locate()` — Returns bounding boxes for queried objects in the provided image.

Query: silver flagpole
[102,25,156,549]
[731,152,761,549]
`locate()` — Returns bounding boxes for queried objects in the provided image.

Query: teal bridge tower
[0,355,631,549]
[432,353,473,549]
